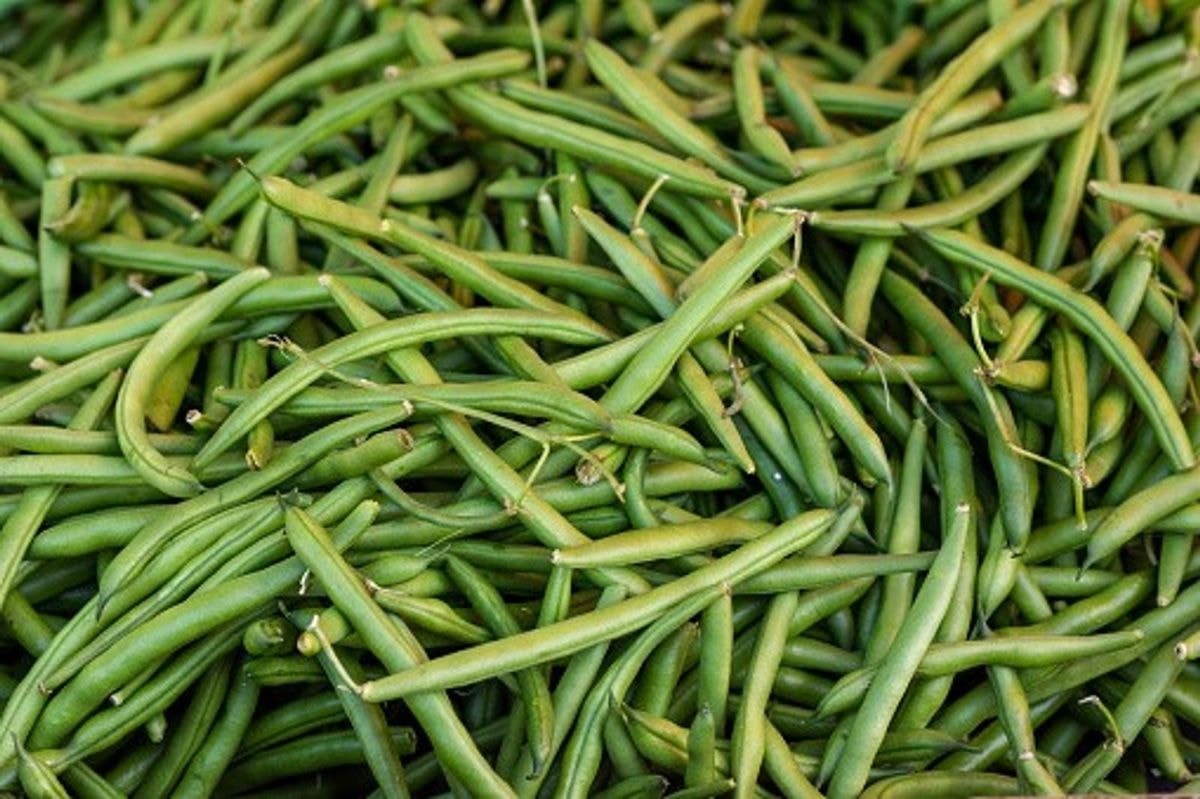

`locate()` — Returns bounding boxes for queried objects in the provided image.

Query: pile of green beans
[2,0,1200,796]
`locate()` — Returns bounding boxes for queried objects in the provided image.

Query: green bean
[404,17,739,201]
[181,47,531,241]
[50,623,244,771]
[389,159,479,206]
[918,227,1194,472]
[506,586,624,794]
[0,246,37,280]
[826,502,969,799]
[98,405,414,610]
[40,33,260,100]
[1048,321,1088,505]
[0,452,223,487]
[554,519,773,568]
[684,704,716,788]
[169,660,259,799]
[592,774,669,799]
[79,234,252,278]
[242,656,324,687]
[131,656,232,799]
[1142,708,1192,782]
[743,311,891,486]
[1085,465,1200,569]
[731,590,797,798]
[0,192,34,252]
[865,419,926,663]
[696,590,734,738]
[15,740,69,799]
[0,369,118,610]
[36,176,72,331]
[860,771,1019,798]
[281,504,516,797]
[498,79,673,150]
[220,724,415,794]
[878,269,1032,549]
[922,4,990,70]
[229,338,271,470]
[1,4,1197,794]
[792,89,997,175]
[30,97,152,137]
[1037,0,1129,269]
[2,590,56,657]
[0,278,37,332]
[43,182,114,245]
[601,215,794,411]
[27,506,161,561]
[192,311,605,471]
[1063,640,1187,792]
[436,247,656,313]
[631,622,697,724]
[762,105,1086,208]
[314,651,410,799]
[446,553,553,773]
[238,691,343,756]
[804,143,1048,235]
[241,617,293,657]
[639,2,724,74]
[360,507,842,701]
[224,379,610,434]
[115,268,268,496]
[940,583,1199,745]
[48,154,214,198]
[0,114,46,190]
[263,177,608,342]
[886,0,1061,172]
[128,46,309,156]
[764,372,838,507]
[1088,179,1200,224]
[323,278,649,592]
[33,498,372,749]
[232,24,413,132]
[555,587,722,798]
[911,420,977,726]
[57,761,124,799]
[841,172,915,337]
[733,47,796,175]
[856,25,925,86]
[585,40,772,193]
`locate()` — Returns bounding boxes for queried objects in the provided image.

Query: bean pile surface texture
[2,0,1200,797]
